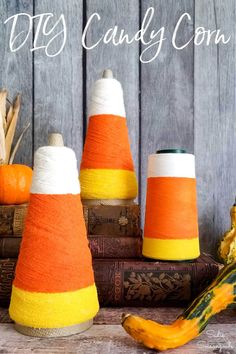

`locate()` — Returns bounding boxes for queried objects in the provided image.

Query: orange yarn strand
[80,115,134,171]
[144,177,199,240]
[14,194,94,293]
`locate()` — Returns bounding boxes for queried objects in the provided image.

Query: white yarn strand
[88,78,126,117]
[31,146,81,194]
[148,153,196,178]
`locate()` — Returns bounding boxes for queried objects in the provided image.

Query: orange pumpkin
[0,164,33,205]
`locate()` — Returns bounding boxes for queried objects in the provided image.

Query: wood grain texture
[0,322,236,353]
[2,305,236,325]
[34,0,84,162]
[140,0,194,221]
[1,306,183,324]
[85,0,140,191]
[0,1,235,255]
[0,0,33,165]
[194,0,236,253]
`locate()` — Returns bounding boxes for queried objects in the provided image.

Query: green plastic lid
[156,149,186,154]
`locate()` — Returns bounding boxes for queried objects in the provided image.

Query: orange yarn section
[80,115,134,171]
[144,177,199,240]
[14,194,94,293]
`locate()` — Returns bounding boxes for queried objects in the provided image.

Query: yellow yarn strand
[142,237,200,261]
[80,169,138,199]
[9,284,99,328]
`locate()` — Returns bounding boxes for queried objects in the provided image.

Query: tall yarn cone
[80,69,138,204]
[9,134,99,337]
[142,149,200,261]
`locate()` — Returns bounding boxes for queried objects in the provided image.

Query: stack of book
[0,203,223,307]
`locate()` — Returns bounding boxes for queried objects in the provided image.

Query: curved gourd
[218,201,236,264]
[122,262,236,351]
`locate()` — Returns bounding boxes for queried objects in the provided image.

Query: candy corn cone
[80,70,138,203]
[142,149,200,261]
[9,134,99,337]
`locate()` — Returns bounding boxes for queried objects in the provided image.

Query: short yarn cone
[9,136,99,336]
[142,150,200,261]
[80,69,138,202]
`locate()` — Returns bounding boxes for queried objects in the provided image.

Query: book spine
[83,204,141,236]
[89,236,142,258]
[92,259,221,306]
[0,236,142,259]
[0,205,27,236]
[0,238,21,258]
[0,204,141,237]
[0,257,222,306]
[0,259,16,304]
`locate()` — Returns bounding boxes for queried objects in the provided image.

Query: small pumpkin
[218,199,236,264]
[0,90,32,205]
[0,164,32,204]
[122,261,236,351]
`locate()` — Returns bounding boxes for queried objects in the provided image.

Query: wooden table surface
[0,307,236,354]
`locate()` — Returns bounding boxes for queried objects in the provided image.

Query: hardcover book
[0,204,141,237]
[0,254,222,306]
[0,205,27,237]
[83,204,140,237]
[0,235,142,259]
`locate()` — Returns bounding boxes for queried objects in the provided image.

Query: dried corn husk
[0,90,29,165]
[5,94,21,164]
[0,112,6,163]
[6,104,14,133]
[9,122,30,164]
[0,90,7,133]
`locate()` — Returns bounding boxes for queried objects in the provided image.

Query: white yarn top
[31,146,81,194]
[148,153,196,178]
[88,77,126,117]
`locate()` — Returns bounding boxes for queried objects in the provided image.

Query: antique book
[0,238,21,258]
[0,235,142,259]
[89,236,142,258]
[0,258,16,305]
[0,205,27,236]
[83,204,140,236]
[93,254,223,306]
[0,204,141,237]
[0,254,223,306]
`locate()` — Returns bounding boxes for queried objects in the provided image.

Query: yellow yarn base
[80,169,138,199]
[9,284,99,328]
[142,237,200,261]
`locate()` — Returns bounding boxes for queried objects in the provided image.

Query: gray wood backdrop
[0,0,235,254]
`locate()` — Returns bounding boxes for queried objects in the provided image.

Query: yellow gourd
[218,199,236,264]
[122,262,236,351]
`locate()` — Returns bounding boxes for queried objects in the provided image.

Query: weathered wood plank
[0,0,33,165]
[140,1,194,221]
[0,323,235,353]
[34,0,84,162]
[194,0,236,253]
[85,0,140,189]
[2,306,236,325]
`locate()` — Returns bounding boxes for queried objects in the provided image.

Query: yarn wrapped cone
[9,134,99,337]
[142,149,200,261]
[80,69,138,204]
